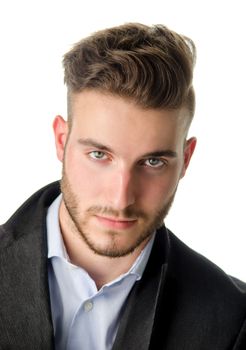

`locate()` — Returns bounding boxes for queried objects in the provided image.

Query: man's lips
[95,215,137,229]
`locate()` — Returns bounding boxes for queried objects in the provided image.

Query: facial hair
[60,167,176,258]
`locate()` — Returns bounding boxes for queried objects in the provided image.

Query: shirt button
[84,300,93,312]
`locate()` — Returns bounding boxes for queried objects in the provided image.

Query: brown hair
[63,23,196,122]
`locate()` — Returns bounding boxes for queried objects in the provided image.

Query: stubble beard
[60,168,175,258]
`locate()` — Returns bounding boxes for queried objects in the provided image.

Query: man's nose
[108,168,136,211]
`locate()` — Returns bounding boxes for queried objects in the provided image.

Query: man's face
[54,90,196,258]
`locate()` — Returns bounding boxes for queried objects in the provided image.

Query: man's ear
[180,137,197,178]
[53,115,68,162]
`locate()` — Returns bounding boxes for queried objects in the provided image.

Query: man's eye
[144,158,165,168]
[89,151,107,160]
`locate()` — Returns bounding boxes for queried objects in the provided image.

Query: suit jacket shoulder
[0,181,60,350]
[164,230,246,348]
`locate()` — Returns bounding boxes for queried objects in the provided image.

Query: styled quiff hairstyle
[63,23,196,123]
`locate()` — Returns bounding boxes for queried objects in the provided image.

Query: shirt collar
[47,194,69,261]
[46,194,155,281]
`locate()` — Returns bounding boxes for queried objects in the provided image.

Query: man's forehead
[68,90,190,135]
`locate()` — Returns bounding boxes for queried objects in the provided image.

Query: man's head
[53,23,197,258]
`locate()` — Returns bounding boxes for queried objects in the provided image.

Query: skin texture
[53,90,196,287]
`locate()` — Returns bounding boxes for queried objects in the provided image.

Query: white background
[0,0,245,280]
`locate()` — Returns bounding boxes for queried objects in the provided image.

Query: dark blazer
[0,181,246,350]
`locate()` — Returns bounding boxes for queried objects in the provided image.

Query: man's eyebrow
[78,138,178,158]
[77,138,113,152]
[142,150,178,158]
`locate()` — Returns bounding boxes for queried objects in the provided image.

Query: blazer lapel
[112,227,170,350]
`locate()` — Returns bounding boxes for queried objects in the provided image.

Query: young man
[0,23,245,350]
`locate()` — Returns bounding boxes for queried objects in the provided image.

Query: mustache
[87,206,148,220]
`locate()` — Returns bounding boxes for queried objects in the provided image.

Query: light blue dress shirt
[47,194,155,350]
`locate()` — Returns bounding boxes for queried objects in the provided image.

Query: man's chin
[82,241,146,258]
[77,226,153,258]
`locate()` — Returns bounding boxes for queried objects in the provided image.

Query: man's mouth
[95,215,138,229]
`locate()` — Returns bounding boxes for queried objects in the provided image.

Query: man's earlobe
[181,137,197,178]
[53,115,68,162]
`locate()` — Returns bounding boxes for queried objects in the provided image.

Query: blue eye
[144,158,165,168]
[89,151,107,160]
